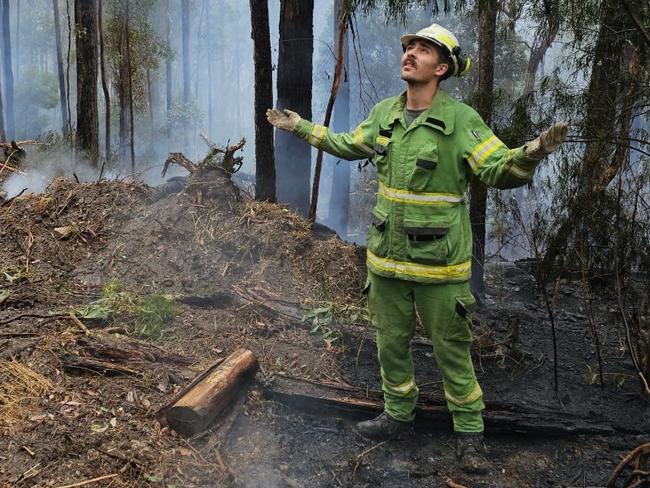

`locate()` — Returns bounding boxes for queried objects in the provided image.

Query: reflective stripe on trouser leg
[367,271,418,422]
[413,281,485,433]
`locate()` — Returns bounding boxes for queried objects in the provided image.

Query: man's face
[400,39,449,84]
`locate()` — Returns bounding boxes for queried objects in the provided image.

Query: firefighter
[266,23,567,474]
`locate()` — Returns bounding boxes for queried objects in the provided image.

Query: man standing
[267,24,567,474]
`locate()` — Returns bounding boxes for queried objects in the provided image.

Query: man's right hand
[266,108,301,133]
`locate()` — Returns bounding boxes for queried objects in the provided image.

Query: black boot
[354,412,413,440]
[456,432,490,474]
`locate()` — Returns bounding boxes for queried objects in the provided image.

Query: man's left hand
[525,123,569,160]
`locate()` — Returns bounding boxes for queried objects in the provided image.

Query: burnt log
[165,348,258,436]
[265,375,620,437]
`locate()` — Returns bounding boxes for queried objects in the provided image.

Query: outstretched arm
[462,111,568,189]
[266,107,378,161]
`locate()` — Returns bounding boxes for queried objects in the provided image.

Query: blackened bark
[53,0,69,135]
[181,0,190,150]
[165,0,172,141]
[276,0,314,216]
[2,0,15,139]
[117,5,129,163]
[542,0,630,272]
[98,0,110,159]
[327,0,350,236]
[469,0,497,296]
[250,0,277,202]
[0,78,5,141]
[74,0,99,166]
[125,0,135,172]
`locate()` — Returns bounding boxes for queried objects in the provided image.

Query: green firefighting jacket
[294,89,540,284]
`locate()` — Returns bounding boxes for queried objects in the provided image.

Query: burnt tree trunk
[327,0,350,236]
[74,0,99,166]
[98,0,110,159]
[165,0,172,142]
[181,0,190,151]
[250,0,277,202]
[0,74,5,141]
[276,0,314,217]
[542,0,634,273]
[469,0,497,296]
[53,0,69,135]
[125,0,135,172]
[2,0,15,139]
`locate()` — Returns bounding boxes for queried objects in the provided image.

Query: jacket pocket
[408,144,438,192]
[444,295,476,342]
[373,135,391,178]
[367,207,389,258]
[404,215,450,265]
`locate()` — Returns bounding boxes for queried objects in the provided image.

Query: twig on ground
[55,473,118,488]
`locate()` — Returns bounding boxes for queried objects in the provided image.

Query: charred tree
[327,0,351,236]
[542,0,637,272]
[524,0,559,96]
[125,0,135,172]
[276,0,314,216]
[98,0,110,159]
[250,0,277,202]
[165,0,172,141]
[181,0,190,150]
[53,0,69,135]
[74,0,99,166]
[0,77,5,141]
[469,0,497,296]
[2,0,15,139]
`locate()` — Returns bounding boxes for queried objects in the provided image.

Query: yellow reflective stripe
[378,182,464,205]
[434,32,457,52]
[376,135,390,146]
[509,162,532,179]
[367,250,471,280]
[444,383,483,406]
[382,375,417,397]
[352,126,373,155]
[308,124,327,147]
[468,134,505,171]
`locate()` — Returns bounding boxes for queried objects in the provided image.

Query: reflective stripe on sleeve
[352,126,374,155]
[379,182,464,205]
[308,124,328,147]
[444,383,483,406]
[468,134,506,172]
[509,161,533,179]
[367,249,471,280]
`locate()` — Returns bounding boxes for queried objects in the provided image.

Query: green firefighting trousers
[366,270,485,432]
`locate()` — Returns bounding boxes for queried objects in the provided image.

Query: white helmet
[400,24,471,78]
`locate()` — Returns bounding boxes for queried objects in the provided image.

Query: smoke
[0,147,109,198]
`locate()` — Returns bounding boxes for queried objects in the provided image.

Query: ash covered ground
[0,171,648,488]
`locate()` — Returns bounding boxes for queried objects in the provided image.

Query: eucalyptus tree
[75,0,99,166]
[275,0,314,217]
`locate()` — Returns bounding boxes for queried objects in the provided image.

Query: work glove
[266,108,301,133]
[524,123,569,160]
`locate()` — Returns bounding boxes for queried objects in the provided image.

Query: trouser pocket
[444,295,476,342]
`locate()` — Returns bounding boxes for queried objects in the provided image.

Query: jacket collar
[383,89,455,135]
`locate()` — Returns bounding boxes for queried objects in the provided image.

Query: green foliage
[75,279,179,339]
[303,306,342,348]
[132,293,181,339]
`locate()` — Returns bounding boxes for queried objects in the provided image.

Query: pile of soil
[0,169,648,487]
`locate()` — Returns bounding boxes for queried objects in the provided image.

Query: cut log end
[165,348,258,436]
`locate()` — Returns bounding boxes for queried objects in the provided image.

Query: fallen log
[265,374,619,436]
[165,348,258,436]
[61,354,142,376]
